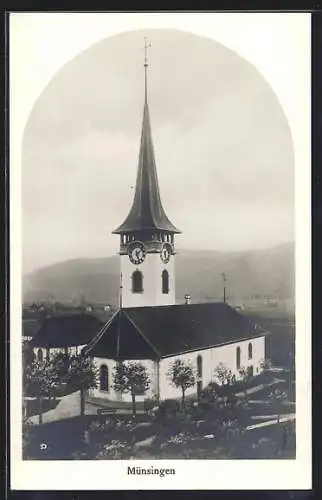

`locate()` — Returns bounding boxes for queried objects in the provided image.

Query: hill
[23,243,294,306]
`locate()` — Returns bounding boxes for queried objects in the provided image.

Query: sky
[22,29,294,273]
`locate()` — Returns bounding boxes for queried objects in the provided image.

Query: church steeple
[112,39,180,235]
[113,40,179,309]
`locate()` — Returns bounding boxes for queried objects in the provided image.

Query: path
[27,391,144,425]
[246,413,295,431]
[27,375,288,426]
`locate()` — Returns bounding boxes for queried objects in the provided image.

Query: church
[31,42,267,403]
[82,43,268,403]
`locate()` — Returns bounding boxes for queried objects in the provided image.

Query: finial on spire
[143,37,151,103]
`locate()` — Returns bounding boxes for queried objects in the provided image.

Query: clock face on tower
[128,241,146,265]
[160,242,173,264]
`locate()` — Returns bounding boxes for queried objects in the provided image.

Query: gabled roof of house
[30,314,105,348]
[84,302,267,360]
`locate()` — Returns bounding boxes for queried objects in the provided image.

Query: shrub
[96,440,133,460]
[86,420,108,446]
[201,382,221,400]
[158,398,181,416]
[198,399,215,411]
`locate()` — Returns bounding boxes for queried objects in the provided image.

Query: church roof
[30,314,105,348]
[112,98,180,233]
[84,303,267,360]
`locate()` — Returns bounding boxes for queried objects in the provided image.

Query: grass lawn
[23,399,295,460]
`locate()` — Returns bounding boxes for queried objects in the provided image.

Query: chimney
[184,294,191,305]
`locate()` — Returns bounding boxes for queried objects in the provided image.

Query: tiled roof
[30,314,104,348]
[85,302,267,359]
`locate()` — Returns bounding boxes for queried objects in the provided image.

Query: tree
[23,359,59,424]
[51,351,71,382]
[213,363,236,386]
[213,363,237,398]
[112,361,151,416]
[237,366,254,396]
[167,359,195,408]
[67,354,99,416]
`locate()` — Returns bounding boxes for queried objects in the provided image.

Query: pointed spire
[113,41,180,235]
[143,37,151,104]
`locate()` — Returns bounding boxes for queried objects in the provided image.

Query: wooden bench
[97,408,117,415]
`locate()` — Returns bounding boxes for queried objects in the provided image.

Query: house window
[162,270,169,294]
[46,348,50,361]
[132,270,143,293]
[248,342,253,360]
[236,346,241,370]
[99,365,109,392]
[37,349,43,363]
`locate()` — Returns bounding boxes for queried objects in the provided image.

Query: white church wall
[91,357,157,402]
[120,252,175,308]
[159,335,266,400]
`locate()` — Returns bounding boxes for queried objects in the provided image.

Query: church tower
[112,40,181,308]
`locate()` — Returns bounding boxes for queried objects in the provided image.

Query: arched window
[100,365,109,392]
[197,355,203,379]
[37,349,43,363]
[236,346,241,370]
[162,270,169,294]
[197,355,203,398]
[132,270,143,293]
[248,342,253,360]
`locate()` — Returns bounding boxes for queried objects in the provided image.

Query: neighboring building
[30,314,104,361]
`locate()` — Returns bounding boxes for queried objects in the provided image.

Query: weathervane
[142,37,152,103]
